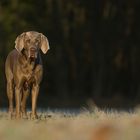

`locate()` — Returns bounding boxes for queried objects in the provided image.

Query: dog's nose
[30,47,36,57]
[30,47,36,52]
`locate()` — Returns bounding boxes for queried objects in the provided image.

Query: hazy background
[0,0,140,109]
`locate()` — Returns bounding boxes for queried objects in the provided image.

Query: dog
[5,31,50,119]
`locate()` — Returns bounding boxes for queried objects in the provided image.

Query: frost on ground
[0,108,140,140]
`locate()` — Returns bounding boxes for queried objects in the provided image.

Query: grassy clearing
[0,108,140,140]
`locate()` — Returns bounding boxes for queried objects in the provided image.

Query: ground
[0,107,140,140]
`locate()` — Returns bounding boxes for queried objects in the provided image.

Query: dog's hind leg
[7,80,14,119]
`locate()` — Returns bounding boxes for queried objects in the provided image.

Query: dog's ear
[40,33,50,54]
[15,32,26,53]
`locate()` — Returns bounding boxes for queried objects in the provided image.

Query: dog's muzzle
[29,47,37,59]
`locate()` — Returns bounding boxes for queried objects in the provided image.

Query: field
[0,107,140,140]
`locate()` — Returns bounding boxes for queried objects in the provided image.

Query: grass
[0,107,140,140]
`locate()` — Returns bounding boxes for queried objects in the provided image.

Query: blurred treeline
[0,0,140,108]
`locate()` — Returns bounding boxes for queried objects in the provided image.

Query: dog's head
[15,31,50,60]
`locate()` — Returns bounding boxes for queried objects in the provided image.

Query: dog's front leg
[31,65,42,119]
[15,85,22,119]
[31,84,39,119]
[21,86,30,119]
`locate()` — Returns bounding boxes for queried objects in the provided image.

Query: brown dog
[5,31,50,119]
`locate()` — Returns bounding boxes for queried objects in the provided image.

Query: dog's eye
[35,39,39,45]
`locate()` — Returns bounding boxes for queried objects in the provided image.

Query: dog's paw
[15,114,21,120]
[30,113,38,120]
[7,111,15,120]
[21,112,28,119]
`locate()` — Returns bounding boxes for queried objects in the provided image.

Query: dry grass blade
[0,108,139,140]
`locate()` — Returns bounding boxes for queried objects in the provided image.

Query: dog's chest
[21,61,36,80]
[22,65,36,88]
